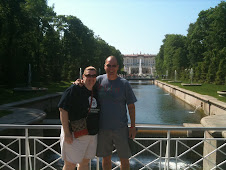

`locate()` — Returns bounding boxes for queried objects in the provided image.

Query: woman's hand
[64,132,73,144]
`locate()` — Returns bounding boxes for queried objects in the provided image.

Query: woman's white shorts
[60,127,97,164]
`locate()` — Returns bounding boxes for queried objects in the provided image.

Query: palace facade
[123,53,156,75]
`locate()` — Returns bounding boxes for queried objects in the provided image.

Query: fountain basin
[217,91,226,97]
[13,87,48,92]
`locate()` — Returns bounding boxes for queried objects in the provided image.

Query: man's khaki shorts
[96,126,131,158]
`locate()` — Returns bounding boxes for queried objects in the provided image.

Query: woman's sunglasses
[84,74,97,78]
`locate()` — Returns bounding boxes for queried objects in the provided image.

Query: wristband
[130,126,135,129]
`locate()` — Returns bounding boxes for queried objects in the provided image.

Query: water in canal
[47,80,204,169]
[130,80,204,125]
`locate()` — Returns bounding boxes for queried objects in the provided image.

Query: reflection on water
[129,80,204,125]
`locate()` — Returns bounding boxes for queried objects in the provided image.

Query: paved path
[201,114,226,138]
[0,107,46,125]
[0,93,62,127]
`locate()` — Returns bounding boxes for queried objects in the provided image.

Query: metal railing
[0,124,226,170]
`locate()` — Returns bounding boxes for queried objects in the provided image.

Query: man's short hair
[105,56,118,65]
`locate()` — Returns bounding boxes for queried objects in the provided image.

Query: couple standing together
[58,56,137,170]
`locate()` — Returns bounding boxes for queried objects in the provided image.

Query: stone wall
[155,80,226,116]
[2,93,62,119]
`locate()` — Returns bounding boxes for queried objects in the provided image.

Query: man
[59,66,100,170]
[96,56,137,170]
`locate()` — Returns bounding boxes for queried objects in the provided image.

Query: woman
[58,66,100,170]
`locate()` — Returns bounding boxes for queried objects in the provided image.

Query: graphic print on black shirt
[58,85,100,121]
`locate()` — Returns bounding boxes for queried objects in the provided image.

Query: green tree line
[155,1,226,85]
[0,0,123,87]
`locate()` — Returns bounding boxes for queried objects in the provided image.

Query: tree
[0,0,56,86]
[215,47,226,85]
[155,44,165,76]
[186,2,226,84]
[215,59,226,85]
[0,0,125,86]
[156,34,188,79]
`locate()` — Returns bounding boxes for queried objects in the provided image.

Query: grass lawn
[0,81,72,105]
[161,80,226,103]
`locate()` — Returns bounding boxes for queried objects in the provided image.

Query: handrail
[1,124,226,131]
[0,124,61,129]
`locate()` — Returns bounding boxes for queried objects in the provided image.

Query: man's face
[83,70,97,87]
[104,58,119,77]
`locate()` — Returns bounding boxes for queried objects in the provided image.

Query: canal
[130,80,204,125]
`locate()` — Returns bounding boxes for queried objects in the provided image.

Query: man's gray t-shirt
[97,74,137,130]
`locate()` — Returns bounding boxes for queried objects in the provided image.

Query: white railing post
[34,138,36,170]
[96,157,100,170]
[19,139,21,170]
[160,140,162,170]
[25,128,28,170]
[25,128,32,170]
[164,130,171,170]
[175,140,178,170]
[28,140,32,170]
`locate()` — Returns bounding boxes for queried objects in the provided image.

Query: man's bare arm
[128,103,136,139]
[72,79,84,86]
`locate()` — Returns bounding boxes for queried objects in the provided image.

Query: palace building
[122,53,156,75]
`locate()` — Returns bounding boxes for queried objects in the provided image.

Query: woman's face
[83,70,97,88]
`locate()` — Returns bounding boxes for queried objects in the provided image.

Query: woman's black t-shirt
[58,84,100,121]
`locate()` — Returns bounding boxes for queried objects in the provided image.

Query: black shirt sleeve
[58,85,76,112]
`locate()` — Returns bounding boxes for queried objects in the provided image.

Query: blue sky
[47,0,224,55]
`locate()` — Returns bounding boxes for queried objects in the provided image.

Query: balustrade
[0,124,226,170]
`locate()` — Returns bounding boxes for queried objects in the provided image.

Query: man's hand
[73,79,84,86]
[64,133,73,144]
[129,127,137,139]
